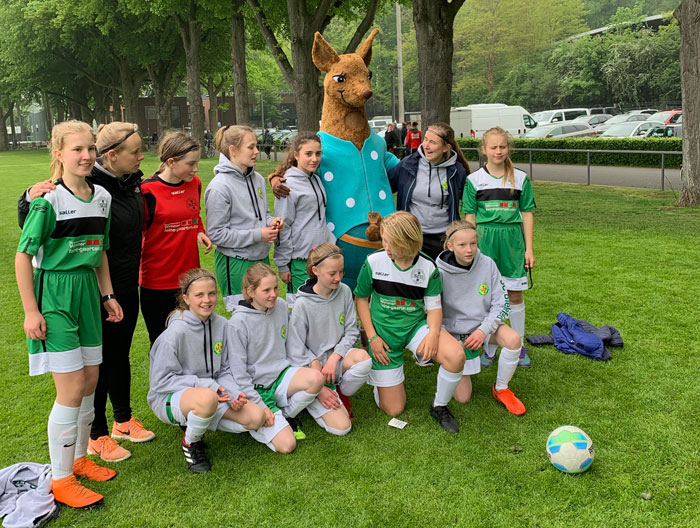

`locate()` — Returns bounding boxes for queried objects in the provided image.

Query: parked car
[531,108,589,124]
[647,109,682,124]
[450,104,537,138]
[589,106,623,116]
[592,113,649,134]
[524,122,594,138]
[627,109,658,115]
[572,114,613,127]
[599,120,664,138]
[644,124,682,138]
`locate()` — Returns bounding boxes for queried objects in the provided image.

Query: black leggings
[421,231,446,261]
[140,287,180,346]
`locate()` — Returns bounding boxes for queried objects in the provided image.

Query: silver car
[524,122,594,138]
[599,121,664,138]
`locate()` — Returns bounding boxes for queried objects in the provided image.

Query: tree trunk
[413,0,466,127]
[0,104,10,151]
[176,7,206,149]
[9,102,17,147]
[118,58,145,125]
[93,86,109,124]
[16,104,25,141]
[205,76,219,134]
[147,63,182,140]
[675,0,700,206]
[289,13,322,132]
[231,3,250,125]
[43,92,53,137]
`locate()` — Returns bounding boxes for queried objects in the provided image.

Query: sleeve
[224,319,266,408]
[17,197,55,255]
[333,290,360,358]
[286,305,314,366]
[196,180,205,234]
[103,211,111,251]
[148,334,220,396]
[142,188,157,231]
[384,150,400,172]
[387,159,402,193]
[519,176,536,212]
[461,178,477,215]
[273,189,296,272]
[17,190,30,229]
[478,263,510,336]
[204,186,263,249]
[353,258,374,298]
[424,267,443,311]
[262,178,274,226]
[215,339,242,397]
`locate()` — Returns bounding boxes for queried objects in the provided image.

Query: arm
[355,297,390,366]
[417,306,442,361]
[195,180,212,251]
[478,268,510,337]
[95,253,123,323]
[272,193,295,274]
[149,336,221,395]
[461,178,477,222]
[15,252,45,340]
[522,211,535,269]
[286,306,314,367]
[204,187,263,249]
[332,291,361,358]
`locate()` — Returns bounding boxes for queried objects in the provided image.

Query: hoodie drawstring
[427,165,445,209]
[309,174,326,222]
[244,175,262,221]
[201,319,214,376]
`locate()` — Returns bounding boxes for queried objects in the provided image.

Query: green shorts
[370,319,428,371]
[28,268,102,376]
[289,259,309,293]
[215,250,269,311]
[477,223,528,291]
[254,366,292,413]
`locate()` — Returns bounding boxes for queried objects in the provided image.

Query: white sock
[483,341,498,359]
[338,358,371,396]
[509,302,525,346]
[48,402,80,479]
[283,390,317,418]
[184,411,214,445]
[74,393,95,460]
[315,416,351,436]
[433,367,462,407]
[373,386,380,407]
[217,418,247,434]
[496,347,520,391]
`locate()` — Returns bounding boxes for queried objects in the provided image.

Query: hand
[103,299,123,322]
[270,217,284,230]
[216,386,231,403]
[309,359,323,372]
[463,329,486,351]
[370,335,391,366]
[230,392,248,411]
[317,386,341,410]
[28,180,56,201]
[197,232,213,254]
[261,226,279,243]
[270,176,290,198]
[264,407,275,427]
[24,311,46,340]
[525,250,535,269]
[279,271,291,284]
[321,354,341,384]
[417,329,439,361]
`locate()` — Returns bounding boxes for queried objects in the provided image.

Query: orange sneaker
[492,386,526,416]
[87,435,131,462]
[73,456,116,482]
[52,475,103,508]
[111,417,155,443]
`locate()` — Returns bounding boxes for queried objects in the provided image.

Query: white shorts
[223,293,244,313]
[367,325,431,387]
[169,388,230,431]
[29,345,102,376]
[248,410,289,446]
[306,390,343,419]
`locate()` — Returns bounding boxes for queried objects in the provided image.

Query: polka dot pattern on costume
[324,171,334,182]
[379,190,387,200]
[327,222,335,232]
[370,151,379,160]
[346,198,355,208]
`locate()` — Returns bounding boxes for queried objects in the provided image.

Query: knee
[193,390,218,417]
[505,334,521,351]
[307,370,325,393]
[453,391,471,404]
[243,405,266,431]
[275,434,297,454]
[443,347,465,373]
[381,402,405,417]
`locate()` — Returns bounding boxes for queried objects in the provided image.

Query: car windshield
[601,123,638,136]
[648,112,671,123]
[605,115,630,125]
[532,111,554,122]
[525,126,553,138]
[571,115,589,122]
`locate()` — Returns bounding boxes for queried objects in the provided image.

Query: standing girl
[271,133,334,307]
[461,126,535,368]
[140,131,212,345]
[436,221,526,415]
[148,269,266,473]
[227,264,324,453]
[16,120,123,508]
[205,125,283,312]
[286,244,372,435]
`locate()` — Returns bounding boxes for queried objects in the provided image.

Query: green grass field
[1,150,699,527]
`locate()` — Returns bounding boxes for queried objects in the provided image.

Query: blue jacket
[387,149,467,225]
[551,313,610,361]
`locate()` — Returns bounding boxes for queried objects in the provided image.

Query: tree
[231,0,250,124]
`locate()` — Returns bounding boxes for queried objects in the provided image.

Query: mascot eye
[332,74,346,83]
[368,71,373,80]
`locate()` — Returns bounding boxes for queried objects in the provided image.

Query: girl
[227,264,324,452]
[204,125,283,312]
[462,126,535,368]
[140,131,212,345]
[388,122,469,260]
[148,269,266,473]
[354,212,465,433]
[286,244,372,435]
[436,221,526,415]
[16,120,123,508]
[272,133,334,307]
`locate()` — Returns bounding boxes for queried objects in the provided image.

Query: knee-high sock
[184,411,214,445]
[283,390,317,418]
[338,358,371,396]
[433,366,462,407]
[373,386,381,408]
[496,347,520,391]
[48,402,80,479]
[509,302,525,345]
[75,394,95,460]
[217,418,247,434]
[316,416,351,436]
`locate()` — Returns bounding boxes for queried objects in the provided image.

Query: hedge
[456,137,682,169]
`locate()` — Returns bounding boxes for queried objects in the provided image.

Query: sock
[509,302,525,346]
[315,416,351,436]
[483,341,498,359]
[283,390,317,418]
[373,386,380,407]
[184,411,214,445]
[432,367,462,407]
[217,418,247,434]
[338,358,371,396]
[48,402,80,479]
[495,347,521,391]
[74,393,95,460]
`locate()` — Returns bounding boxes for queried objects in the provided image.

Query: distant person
[384,123,401,154]
[262,129,274,160]
[405,121,422,155]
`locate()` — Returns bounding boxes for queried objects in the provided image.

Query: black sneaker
[181,437,211,473]
[429,405,460,433]
[285,415,306,440]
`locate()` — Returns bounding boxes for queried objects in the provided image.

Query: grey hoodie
[273,166,334,272]
[286,279,359,366]
[205,153,273,260]
[411,147,458,233]
[148,311,239,425]
[436,249,510,337]
[226,297,291,408]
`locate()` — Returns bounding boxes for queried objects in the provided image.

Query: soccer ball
[546,426,595,474]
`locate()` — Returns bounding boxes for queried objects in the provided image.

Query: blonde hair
[49,120,95,181]
[380,211,422,258]
[168,268,217,323]
[96,122,139,159]
[155,131,200,175]
[269,132,322,180]
[307,243,343,278]
[426,122,470,172]
[444,220,478,249]
[215,125,256,160]
[242,263,277,303]
[481,126,515,193]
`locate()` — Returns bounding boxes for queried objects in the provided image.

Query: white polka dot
[346,198,356,208]
[327,222,335,232]
[323,171,334,182]
[370,150,379,160]
[378,190,387,200]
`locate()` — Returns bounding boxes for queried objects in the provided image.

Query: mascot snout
[362,89,373,100]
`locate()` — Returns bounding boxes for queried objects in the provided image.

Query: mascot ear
[313,32,340,72]
[356,28,379,67]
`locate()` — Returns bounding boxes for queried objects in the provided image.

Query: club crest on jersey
[187,198,197,211]
[411,268,425,285]
[478,282,489,296]
[339,312,345,326]
[280,325,287,340]
[98,198,108,215]
[258,187,263,199]
[214,341,223,355]
[441,179,448,191]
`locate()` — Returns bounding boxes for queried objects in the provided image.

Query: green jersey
[18,180,111,270]
[461,167,535,224]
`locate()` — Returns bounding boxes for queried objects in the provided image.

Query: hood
[168,310,218,375]
[234,299,281,317]
[91,162,143,190]
[213,153,254,180]
[418,146,458,168]
[436,249,481,274]
[285,166,315,179]
[296,278,342,304]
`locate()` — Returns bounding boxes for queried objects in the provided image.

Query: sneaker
[73,456,116,482]
[52,475,103,508]
[286,416,306,440]
[429,405,460,433]
[518,346,531,367]
[492,385,526,416]
[181,437,211,473]
[480,344,496,368]
[111,417,155,443]
[416,358,435,367]
[87,435,131,462]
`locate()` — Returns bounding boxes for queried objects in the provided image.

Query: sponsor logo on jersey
[69,238,103,253]
[410,268,425,284]
[164,219,198,232]
[375,271,390,277]
[214,341,223,355]
[32,204,47,212]
[187,198,197,211]
[59,209,77,216]
[478,282,489,295]
[339,312,345,326]
[171,189,185,195]
[280,325,287,340]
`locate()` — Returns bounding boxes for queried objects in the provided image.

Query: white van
[530,108,589,124]
[450,104,537,139]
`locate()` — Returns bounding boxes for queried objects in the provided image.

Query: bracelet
[368,335,379,344]
[101,293,116,303]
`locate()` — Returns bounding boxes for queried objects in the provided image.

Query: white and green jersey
[18,180,111,270]
[461,167,535,224]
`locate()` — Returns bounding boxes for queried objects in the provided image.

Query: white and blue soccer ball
[546,425,595,474]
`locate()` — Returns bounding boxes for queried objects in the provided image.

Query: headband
[311,250,343,268]
[427,127,450,144]
[184,275,214,294]
[168,144,200,161]
[446,225,477,240]
[99,129,137,156]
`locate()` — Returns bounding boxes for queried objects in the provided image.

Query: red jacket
[405,128,422,149]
